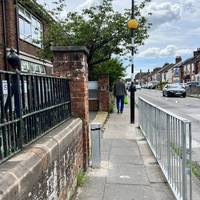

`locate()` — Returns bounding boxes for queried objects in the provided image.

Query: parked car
[162,84,186,97]
[136,85,141,90]
[186,81,200,87]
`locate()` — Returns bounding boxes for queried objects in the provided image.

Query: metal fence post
[14,72,23,149]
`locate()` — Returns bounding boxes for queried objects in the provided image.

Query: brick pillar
[51,46,89,170]
[98,74,109,112]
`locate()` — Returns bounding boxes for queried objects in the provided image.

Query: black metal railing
[0,70,71,163]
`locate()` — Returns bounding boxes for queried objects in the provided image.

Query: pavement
[76,105,175,200]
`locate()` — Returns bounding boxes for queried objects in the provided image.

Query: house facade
[0,0,53,74]
[159,63,174,83]
[180,49,200,83]
[151,67,162,82]
[172,56,182,83]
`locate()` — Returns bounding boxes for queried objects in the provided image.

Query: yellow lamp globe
[128,19,139,30]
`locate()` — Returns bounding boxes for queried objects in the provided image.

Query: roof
[182,55,200,66]
[135,72,148,80]
[172,61,182,69]
[159,63,174,73]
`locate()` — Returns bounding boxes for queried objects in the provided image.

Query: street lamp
[128,0,138,124]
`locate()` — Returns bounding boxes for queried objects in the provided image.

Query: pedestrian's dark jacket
[113,80,127,96]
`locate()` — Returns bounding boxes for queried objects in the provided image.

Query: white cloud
[78,0,103,9]
[138,45,192,58]
[144,2,181,28]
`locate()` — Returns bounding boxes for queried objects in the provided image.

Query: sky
[38,0,200,77]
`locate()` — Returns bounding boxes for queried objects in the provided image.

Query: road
[136,89,200,162]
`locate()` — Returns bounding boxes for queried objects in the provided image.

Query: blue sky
[38,0,200,77]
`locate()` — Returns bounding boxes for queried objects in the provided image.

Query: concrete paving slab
[101,152,109,162]
[137,141,153,157]
[107,164,149,185]
[142,155,157,166]
[109,154,143,165]
[103,184,155,200]
[110,146,140,157]
[101,139,112,153]
[111,139,137,148]
[151,183,175,200]
[146,165,167,183]
[76,177,105,200]
[192,176,200,200]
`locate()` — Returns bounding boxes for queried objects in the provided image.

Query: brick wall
[51,46,90,170]
[89,100,99,111]
[19,40,41,57]
[0,0,51,71]
[0,118,84,200]
[6,0,17,50]
[0,0,4,69]
[98,74,110,112]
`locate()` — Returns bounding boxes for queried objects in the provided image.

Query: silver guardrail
[138,97,192,200]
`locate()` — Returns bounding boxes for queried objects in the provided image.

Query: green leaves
[93,58,126,87]
[40,0,151,78]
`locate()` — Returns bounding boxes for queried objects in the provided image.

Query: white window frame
[18,5,43,48]
[21,60,46,74]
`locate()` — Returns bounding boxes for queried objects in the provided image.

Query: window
[18,5,43,48]
[174,68,180,76]
[21,60,29,72]
[21,60,46,74]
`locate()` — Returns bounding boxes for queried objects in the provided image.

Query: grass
[77,170,87,187]
[189,161,200,179]
[170,143,200,180]
[171,143,183,158]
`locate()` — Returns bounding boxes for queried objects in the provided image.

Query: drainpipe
[2,0,8,70]
[14,0,20,56]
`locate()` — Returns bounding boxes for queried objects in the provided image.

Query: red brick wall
[52,48,89,170]
[89,100,99,111]
[0,118,84,200]
[98,74,109,112]
[0,0,5,69]
[0,0,51,71]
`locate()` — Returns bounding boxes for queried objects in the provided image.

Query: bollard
[91,123,101,168]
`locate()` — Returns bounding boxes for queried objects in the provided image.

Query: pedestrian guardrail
[0,70,71,164]
[138,97,192,200]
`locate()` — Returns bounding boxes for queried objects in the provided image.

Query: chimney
[175,56,182,63]
[193,48,200,57]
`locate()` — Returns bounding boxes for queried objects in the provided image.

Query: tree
[40,0,151,79]
[93,58,126,88]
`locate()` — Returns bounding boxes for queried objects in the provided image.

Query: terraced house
[0,0,53,74]
[180,49,200,83]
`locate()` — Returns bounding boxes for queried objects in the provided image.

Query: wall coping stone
[51,46,89,55]
[0,118,82,200]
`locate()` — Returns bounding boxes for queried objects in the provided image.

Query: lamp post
[128,0,138,124]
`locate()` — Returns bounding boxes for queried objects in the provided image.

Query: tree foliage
[93,58,126,88]
[40,0,151,79]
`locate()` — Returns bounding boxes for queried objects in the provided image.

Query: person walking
[113,78,127,113]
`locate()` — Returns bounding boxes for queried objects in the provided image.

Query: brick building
[180,49,200,83]
[0,0,53,74]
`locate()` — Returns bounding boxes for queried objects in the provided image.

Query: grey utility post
[91,123,101,168]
